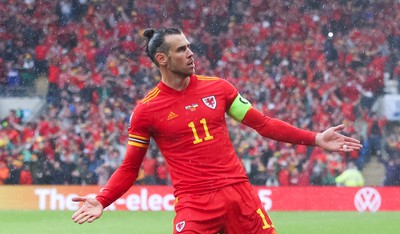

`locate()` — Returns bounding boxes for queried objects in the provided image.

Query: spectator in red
[289,167,300,186]
[142,154,157,185]
[36,115,50,138]
[8,119,34,145]
[278,161,290,186]
[4,109,21,125]
[3,120,20,146]
[48,119,60,140]
[156,156,169,185]
[19,163,33,185]
[365,112,387,161]
[359,67,385,110]
[34,37,49,75]
[298,163,311,186]
[0,159,9,184]
[47,58,61,106]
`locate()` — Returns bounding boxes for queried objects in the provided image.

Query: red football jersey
[96,74,316,207]
[129,74,248,197]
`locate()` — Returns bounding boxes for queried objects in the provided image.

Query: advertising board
[1,186,399,212]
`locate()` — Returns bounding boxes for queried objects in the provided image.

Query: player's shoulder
[195,74,231,86]
[195,75,237,96]
[195,74,221,81]
[133,88,160,119]
[139,86,161,105]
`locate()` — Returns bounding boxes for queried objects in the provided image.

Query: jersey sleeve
[227,93,252,122]
[221,79,252,122]
[96,146,147,208]
[96,104,152,208]
[242,107,316,145]
[221,78,315,145]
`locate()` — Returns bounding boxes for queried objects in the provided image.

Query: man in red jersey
[72,28,362,233]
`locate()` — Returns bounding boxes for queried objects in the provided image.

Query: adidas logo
[167,112,178,120]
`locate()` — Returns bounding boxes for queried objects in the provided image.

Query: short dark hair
[143,28,182,66]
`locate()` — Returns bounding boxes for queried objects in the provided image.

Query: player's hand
[315,124,362,152]
[71,196,104,224]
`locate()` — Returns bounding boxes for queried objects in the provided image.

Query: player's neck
[161,74,191,91]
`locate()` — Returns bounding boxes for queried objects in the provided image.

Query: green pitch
[0,211,399,234]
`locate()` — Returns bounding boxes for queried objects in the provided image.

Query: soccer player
[72,28,362,233]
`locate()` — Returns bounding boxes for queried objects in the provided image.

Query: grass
[0,211,399,234]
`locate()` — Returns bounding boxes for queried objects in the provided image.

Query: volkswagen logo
[354,187,381,212]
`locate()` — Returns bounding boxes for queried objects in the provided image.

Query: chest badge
[202,96,217,109]
[175,221,185,232]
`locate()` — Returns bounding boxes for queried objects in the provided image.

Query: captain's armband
[228,94,252,122]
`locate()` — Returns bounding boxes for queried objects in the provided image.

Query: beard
[168,65,195,78]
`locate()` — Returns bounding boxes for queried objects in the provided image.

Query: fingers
[72,196,87,202]
[72,208,84,220]
[87,216,98,223]
[71,197,102,225]
[73,212,99,224]
[340,145,359,152]
[343,135,361,143]
[334,125,362,151]
[332,124,345,132]
[71,196,103,225]
[342,136,362,149]
[77,215,92,224]
[71,197,88,221]
[72,210,86,223]
[73,212,92,224]
[72,208,97,224]
[339,141,362,152]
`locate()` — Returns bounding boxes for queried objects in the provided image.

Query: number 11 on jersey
[188,118,214,144]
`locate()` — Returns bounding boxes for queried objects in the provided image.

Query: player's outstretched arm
[71,196,104,224]
[71,145,147,224]
[241,107,362,152]
[315,124,362,152]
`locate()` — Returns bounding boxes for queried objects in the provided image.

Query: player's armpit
[242,107,316,146]
[96,146,147,208]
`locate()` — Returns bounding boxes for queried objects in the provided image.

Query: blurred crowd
[1,0,400,187]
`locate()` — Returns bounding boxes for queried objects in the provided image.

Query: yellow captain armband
[228,93,252,122]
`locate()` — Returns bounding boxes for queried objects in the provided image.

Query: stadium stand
[0,0,399,186]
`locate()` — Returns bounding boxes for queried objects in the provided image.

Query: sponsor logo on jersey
[175,221,186,232]
[185,103,198,111]
[167,111,179,120]
[202,96,216,109]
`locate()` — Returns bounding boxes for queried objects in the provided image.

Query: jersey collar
[158,74,197,94]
